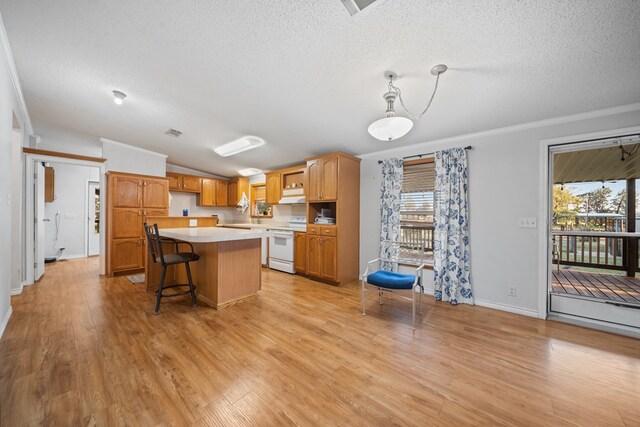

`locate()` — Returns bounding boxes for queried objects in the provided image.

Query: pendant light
[368,64,448,141]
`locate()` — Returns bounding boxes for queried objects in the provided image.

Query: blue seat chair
[361,240,426,329]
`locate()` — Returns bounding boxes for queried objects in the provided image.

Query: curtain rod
[377,145,473,164]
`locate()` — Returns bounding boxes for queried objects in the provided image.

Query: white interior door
[87,181,100,256]
[34,162,45,280]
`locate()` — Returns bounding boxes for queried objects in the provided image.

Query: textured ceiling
[2,0,640,176]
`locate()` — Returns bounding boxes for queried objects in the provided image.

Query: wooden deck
[552,269,640,305]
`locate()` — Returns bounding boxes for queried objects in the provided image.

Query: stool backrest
[143,223,164,264]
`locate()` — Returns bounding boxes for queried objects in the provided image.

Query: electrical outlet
[64,213,77,219]
[507,287,517,297]
[518,217,537,228]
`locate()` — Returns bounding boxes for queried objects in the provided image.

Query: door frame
[86,180,100,257]
[537,125,640,329]
[24,153,106,286]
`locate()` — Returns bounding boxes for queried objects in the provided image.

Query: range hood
[278,196,306,204]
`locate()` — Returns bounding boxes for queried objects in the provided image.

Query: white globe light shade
[368,116,413,141]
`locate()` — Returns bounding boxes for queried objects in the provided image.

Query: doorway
[547,134,640,329]
[87,181,100,256]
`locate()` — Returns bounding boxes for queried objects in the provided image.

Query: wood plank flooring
[552,269,640,304]
[1,258,639,426]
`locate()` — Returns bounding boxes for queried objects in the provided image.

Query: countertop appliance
[268,216,306,273]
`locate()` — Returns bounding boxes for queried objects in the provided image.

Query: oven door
[269,230,294,262]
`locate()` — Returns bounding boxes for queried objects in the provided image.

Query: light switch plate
[64,213,77,219]
[189,219,198,227]
[518,217,537,228]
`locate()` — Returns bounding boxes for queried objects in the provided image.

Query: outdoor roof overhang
[554,142,640,184]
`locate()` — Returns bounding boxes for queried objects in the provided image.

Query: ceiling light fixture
[112,90,127,105]
[368,64,448,141]
[214,136,265,157]
[238,168,263,177]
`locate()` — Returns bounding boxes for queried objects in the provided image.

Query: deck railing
[551,231,639,272]
[399,223,434,262]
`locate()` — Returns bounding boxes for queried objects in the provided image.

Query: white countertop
[220,223,307,232]
[159,227,270,243]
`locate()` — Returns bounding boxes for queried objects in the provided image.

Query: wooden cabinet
[112,175,142,207]
[182,175,202,192]
[227,178,249,207]
[307,157,337,201]
[199,179,216,207]
[306,234,321,277]
[215,180,228,207]
[107,172,168,275]
[198,178,229,207]
[265,172,281,205]
[166,172,202,193]
[294,232,306,274]
[44,166,55,202]
[305,152,360,285]
[110,238,144,272]
[306,234,336,281]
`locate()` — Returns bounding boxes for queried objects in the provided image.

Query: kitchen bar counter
[146,227,268,309]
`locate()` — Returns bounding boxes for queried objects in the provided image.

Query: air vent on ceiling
[165,128,183,137]
[340,0,378,15]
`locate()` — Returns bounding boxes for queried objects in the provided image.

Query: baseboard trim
[474,299,539,318]
[10,283,23,295]
[0,306,13,341]
[57,254,87,260]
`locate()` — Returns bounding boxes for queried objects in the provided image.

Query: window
[400,159,435,264]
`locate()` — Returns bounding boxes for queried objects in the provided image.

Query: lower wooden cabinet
[110,238,144,272]
[294,232,306,274]
[306,234,337,282]
[112,208,142,239]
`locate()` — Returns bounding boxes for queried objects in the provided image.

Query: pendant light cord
[389,72,441,120]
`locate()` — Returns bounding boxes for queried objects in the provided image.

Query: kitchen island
[145,227,269,308]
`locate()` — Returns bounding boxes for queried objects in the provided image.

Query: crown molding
[0,11,33,135]
[358,102,640,160]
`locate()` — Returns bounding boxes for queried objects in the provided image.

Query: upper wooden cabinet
[143,178,169,208]
[265,172,281,205]
[228,178,249,207]
[199,178,216,207]
[198,178,229,207]
[307,156,337,201]
[167,172,202,193]
[44,166,55,202]
[215,180,228,207]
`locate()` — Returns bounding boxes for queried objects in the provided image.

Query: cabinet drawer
[320,226,337,236]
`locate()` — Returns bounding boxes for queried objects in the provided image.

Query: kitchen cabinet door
[265,172,281,205]
[227,180,238,206]
[111,175,142,208]
[199,179,216,206]
[320,157,338,200]
[143,178,168,209]
[215,180,228,206]
[294,232,306,274]
[44,166,55,202]
[307,160,321,201]
[321,237,337,281]
[167,173,181,191]
[182,175,202,192]
[306,234,321,277]
[112,208,143,239]
[111,238,144,271]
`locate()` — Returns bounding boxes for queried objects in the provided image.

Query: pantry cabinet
[107,172,168,275]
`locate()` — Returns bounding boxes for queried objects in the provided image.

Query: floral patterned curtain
[379,158,404,271]
[433,148,474,304]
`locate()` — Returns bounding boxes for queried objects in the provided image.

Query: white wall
[35,121,102,157]
[359,104,640,316]
[10,127,23,291]
[102,138,166,177]
[43,162,100,258]
[0,12,32,336]
[168,192,241,221]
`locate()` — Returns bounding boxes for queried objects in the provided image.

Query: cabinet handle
[138,210,142,216]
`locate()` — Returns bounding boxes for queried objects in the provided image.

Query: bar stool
[144,223,199,315]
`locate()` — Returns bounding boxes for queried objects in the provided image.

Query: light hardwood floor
[1,258,639,426]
